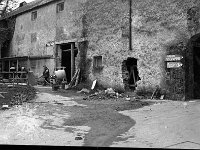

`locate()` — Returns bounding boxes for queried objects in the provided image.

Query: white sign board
[167,62,183,68]
[166,55,183,61]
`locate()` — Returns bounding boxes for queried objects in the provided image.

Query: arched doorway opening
[193,40,200,98]
[186,33,200,99]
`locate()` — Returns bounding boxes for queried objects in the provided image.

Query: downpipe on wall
[129,0,132,51]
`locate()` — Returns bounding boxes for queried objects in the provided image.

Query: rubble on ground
[77,88,90,94]
[83,88,141,101]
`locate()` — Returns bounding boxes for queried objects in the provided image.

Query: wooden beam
[55,38,86,45]
[8,60,10,72]
[71,43,75,79]
[16,60,19,72]
[129,0,132,50]
[56,45,62,68]
[0,45,2,59]
[27,58,30,70]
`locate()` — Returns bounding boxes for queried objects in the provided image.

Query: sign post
[165,55,183,61]
[165,54,184,100]
[167,62,183,68]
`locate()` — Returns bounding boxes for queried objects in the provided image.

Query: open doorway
[193,46,200,98]
[122,57,140,91]
[1,40,10,58]
[185,33,200,100]
[60,43,78,83]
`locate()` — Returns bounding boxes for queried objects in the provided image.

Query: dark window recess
[31,33,37,43]
[31,11,37,21]
[93,56,103,69]
[57,2,64,13]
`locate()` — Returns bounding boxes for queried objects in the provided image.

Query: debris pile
[77,88,90,94]
[83,88,129,101]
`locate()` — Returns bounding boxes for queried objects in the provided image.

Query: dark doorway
[193,46,200,98]
[62,50,71,83]
[60,43,78,83]
[125,57,140,90]
[185,34,200,100]
[1,40,10,58]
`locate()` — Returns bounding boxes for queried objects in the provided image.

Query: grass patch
[0,85,36,107]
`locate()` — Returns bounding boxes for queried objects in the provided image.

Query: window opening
[31,33,37,43]
[93,56,103,69]
[57,2,64,13]
[31,11,37,21]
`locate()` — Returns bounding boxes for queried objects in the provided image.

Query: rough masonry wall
[10,0,87,76]
[11,3,57,74]
[8,0,200,94]
[73,0,200,94]
[73,0,129,91]
[55,0,86,42]
[12,4,56,56]
[131,0,200,95]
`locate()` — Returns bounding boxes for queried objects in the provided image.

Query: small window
[93,56,103,69]
[57,2,64,13]
[31,11,37,21]
[31,33,37,43]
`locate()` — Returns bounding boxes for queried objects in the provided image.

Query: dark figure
[43,65,50,86]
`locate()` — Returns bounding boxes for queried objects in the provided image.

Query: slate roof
[1,0,58,20]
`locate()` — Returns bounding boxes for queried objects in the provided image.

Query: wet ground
[1,85,200,148]
[0,85,152,147]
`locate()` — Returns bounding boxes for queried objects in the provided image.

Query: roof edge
[0,0,58,21]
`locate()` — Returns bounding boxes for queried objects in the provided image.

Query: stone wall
[6,0,200,99]
[11,4,56,57]
[73,0,129,91]
[55,0,85,42]
[10,2,57,74]
[10,0,85,75]
[72,0,200,98]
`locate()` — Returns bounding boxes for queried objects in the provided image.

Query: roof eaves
[0,0,58,20]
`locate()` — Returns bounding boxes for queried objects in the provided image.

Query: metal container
[54,70,66,80]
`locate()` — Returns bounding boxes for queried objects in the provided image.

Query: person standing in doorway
[43,65,50,86]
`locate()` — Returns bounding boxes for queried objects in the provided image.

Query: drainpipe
[129,0,132,51]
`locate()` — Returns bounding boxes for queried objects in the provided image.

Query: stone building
[0,0,200,100]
